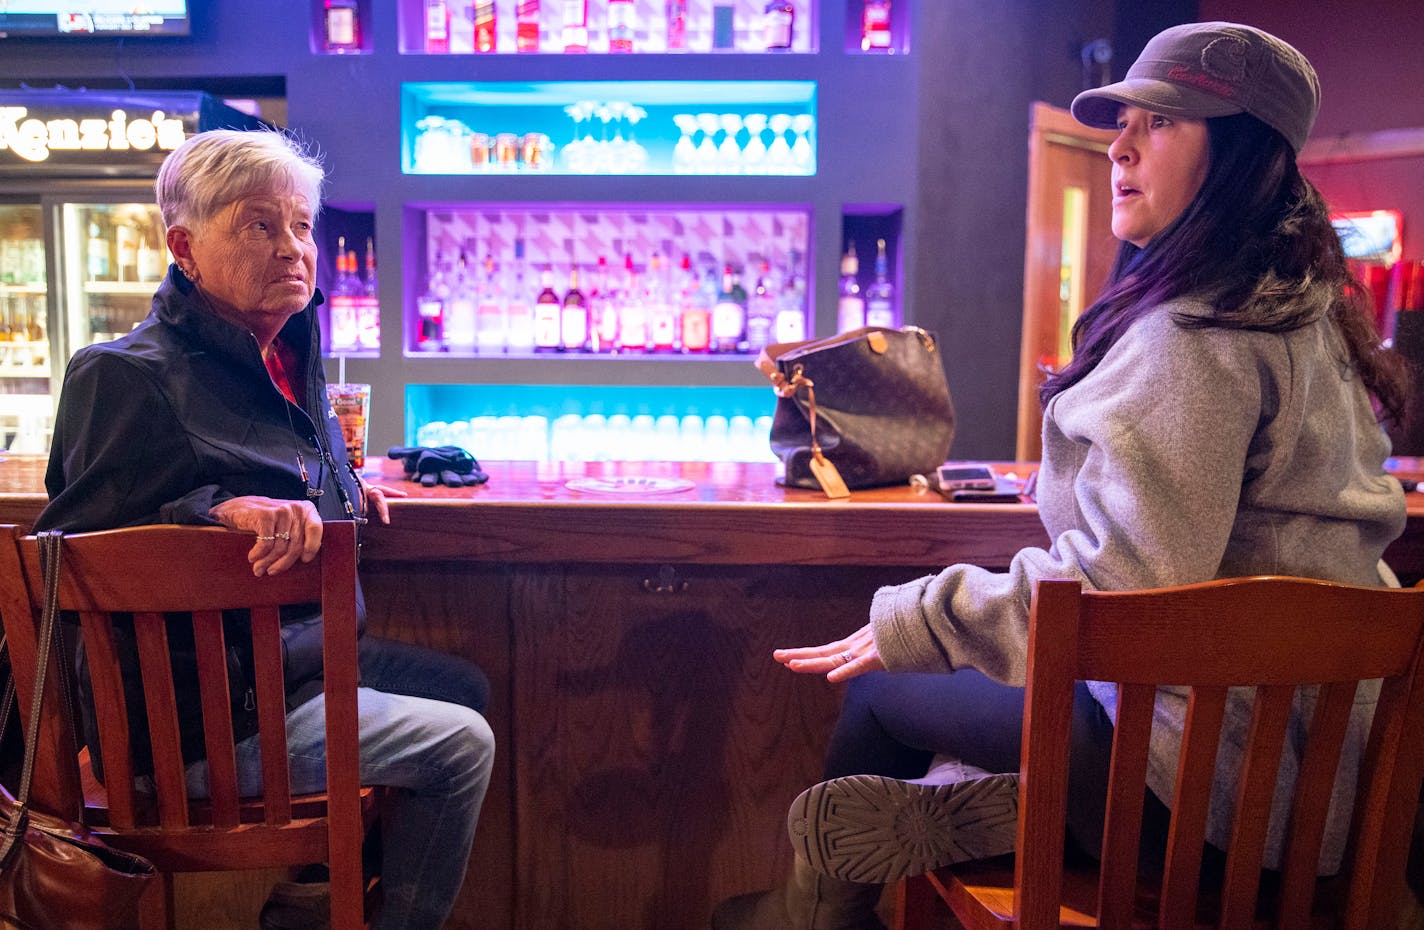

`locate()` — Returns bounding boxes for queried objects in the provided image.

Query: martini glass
[741,113,768,175]
[672,113,698,174]
[791,113,815,175]
[717,112,743,174]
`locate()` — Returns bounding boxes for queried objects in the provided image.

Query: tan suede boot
[710,855,885,930]
[788,769,1019,885]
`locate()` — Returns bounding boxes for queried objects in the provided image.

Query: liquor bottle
[476,253,506,353]
[416,251,448,351]
[323,0,361,52]
[534,269,562,352]
[425,0,451,52]
[505,240,536,353]
[591,255,618,352]
[647,252,678,352]
[516,0,541,51]
[473,0,497,51]
[444,251,478,352]
[136,225,164,282]
[711,264,747,353]
[861,0,891,52]
[711,3,735,50]
[357,237,381,350]
[616,253,647,352]
[746,259,777,352]
[115,220,139,282]
[328,237,360,352]
[665,0,687,51]
[679,254,711,353]
[561,0,588,52]
[608,0,635,52]
[836,243,865,333]
[865,238,896,328]
[561,266,589,351]
[86,216,111,281]
[763,0,793,50]
[775,250,807,342]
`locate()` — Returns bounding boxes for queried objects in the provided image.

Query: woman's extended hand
[774,623,885,683]
[359,475,406,524]
[209,495,322,576]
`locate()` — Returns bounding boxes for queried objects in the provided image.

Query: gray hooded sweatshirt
[870,297,1405,874]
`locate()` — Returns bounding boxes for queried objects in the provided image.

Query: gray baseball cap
[1071,21,1320,154]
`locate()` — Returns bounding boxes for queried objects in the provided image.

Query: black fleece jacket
[36,265,366,776]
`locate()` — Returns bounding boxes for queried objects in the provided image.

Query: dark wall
[2,1,1215,460]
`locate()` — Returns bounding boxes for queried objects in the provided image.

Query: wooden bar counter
[2,454,1422,929]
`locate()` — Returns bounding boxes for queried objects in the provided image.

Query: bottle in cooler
[763,0,793,50]
[425,0,451,52]
[775,250,807,342]
[591,255,618,352]
[712,264,747,353]
[836,242,865,333]
[357,236,381,350]
[746,259,777,352]
[505,239,536,352]
[324,0,361,52]
[534,268,562,351]
[561,0,588,51]
[608,0,635,52]
[861,0,891,51]
[678,254,710,353]
[647,252,678,352]
[864,237,896,328]
[476,252,506,353]
[561,266,589,351]
[444,250,478,351]
[328,236,360,351]
[416,250,448,351]
[616,253,647,352]
[516,0,541,51]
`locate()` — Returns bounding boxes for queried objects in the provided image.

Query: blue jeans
[183,637,495,930]
[824,669,1175,865]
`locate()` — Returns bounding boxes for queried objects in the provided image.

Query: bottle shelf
[403,80,816,177]
[399,0,818,55]
[408,201,811,357]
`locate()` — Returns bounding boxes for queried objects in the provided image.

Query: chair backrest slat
[1218,683,1295,929]
[1096,680,1155,930]
[1343,660,1424,930]
[133,611,190,831]
[77,609,138,828]
[1156,685,1225,930]
[191,610,241,828]
[1274,680,1357,930]
[250,605,292,825]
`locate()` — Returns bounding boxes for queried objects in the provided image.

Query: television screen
[1332,210,1403,265]
[0,2,190,37]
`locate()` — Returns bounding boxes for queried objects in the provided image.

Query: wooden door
[1017,102,1117,461]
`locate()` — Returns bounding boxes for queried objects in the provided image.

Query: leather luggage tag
[809,452,851,499]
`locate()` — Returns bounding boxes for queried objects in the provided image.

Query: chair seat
[922,856,1344,930]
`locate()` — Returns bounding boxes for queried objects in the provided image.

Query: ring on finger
[274,531,291,541]
[840,650,854,666]
[256,534,277,541]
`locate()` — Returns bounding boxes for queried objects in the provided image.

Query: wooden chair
[0,521,378,930]
[893,576,1424,930]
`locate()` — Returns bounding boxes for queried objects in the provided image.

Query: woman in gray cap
[714,21,1407,930]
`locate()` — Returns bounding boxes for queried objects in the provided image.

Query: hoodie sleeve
[37,348,230,532]
[871,309,1271,685]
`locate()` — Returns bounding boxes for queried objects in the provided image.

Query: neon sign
[0,107,188,163]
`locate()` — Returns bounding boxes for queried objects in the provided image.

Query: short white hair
[155,128,325,231]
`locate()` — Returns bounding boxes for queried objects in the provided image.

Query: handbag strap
[0,530,65,866]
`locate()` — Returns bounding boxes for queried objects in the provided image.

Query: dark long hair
[1039,113,1406,424]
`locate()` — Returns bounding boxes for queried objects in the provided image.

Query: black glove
[386,445,490,487]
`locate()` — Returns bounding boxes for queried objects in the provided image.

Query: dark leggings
[822,669,1175,863]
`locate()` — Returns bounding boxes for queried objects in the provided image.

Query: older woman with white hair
[37,128,495,930]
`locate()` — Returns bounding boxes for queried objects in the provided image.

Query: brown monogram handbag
[756,326,956,496]
[0,531,156,930]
